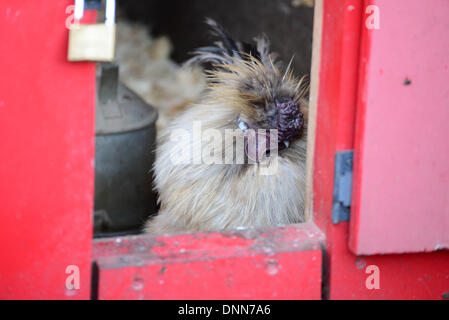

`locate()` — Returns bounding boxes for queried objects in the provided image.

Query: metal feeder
[93,63,158,237]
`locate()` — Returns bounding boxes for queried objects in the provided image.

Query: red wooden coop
[0,0,448,300]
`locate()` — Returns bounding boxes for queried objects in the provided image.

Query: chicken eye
[237,116,249,131]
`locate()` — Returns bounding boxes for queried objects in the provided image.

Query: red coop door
[0,1,96,299]
[349,0,449,255]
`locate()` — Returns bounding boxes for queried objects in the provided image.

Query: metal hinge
[332,150,353,224]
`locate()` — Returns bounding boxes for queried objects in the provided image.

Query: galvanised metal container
[94,64,158,237]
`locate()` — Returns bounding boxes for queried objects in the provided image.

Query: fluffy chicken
[145,19,309,234]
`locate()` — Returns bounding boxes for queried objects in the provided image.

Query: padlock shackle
[74,0,115,25]
[74,0,84,21]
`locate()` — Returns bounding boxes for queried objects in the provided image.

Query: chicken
[145,19,309,234]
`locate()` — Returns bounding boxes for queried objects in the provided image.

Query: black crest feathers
[186,18,272,68]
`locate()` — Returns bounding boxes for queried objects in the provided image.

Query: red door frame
[0,0,447,300]
[92,223,324,300]
[313,0,449,299]
[349,0,449,255]
[0,0,96,299]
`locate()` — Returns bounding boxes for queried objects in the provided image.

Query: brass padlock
[68,0,116,62]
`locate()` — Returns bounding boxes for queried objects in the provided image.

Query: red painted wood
[1,0,446,300]
[349,0,449,255]
[0,1,96,299]
[93,224,324,299]
[313,0,363,232]
[313,0,449,299]
[328,225,449,300]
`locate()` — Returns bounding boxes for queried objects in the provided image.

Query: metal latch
[332,150,353,224]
